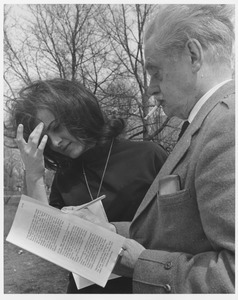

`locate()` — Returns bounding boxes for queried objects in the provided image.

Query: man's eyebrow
[145,60,157,72]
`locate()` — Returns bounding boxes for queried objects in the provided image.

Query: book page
[6,195,125,287]
[72,200,120,290]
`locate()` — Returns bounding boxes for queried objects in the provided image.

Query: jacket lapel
[132,80,235,222]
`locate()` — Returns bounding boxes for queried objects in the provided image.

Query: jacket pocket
[158,188,191,206]
[153,188,207,253]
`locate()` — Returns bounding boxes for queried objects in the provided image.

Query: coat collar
[131,80,235,223]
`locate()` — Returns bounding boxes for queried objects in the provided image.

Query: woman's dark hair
[5,78,125,171]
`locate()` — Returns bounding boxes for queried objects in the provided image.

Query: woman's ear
[185,38,203,73]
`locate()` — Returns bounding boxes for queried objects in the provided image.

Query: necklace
[82,139,114,201]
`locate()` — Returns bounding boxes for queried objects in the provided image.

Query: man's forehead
[144,41,153,64]
[144,37,154,54]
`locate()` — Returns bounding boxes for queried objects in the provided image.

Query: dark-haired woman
[7,78,167,293]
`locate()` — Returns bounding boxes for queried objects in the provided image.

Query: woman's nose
[48,133,62,148]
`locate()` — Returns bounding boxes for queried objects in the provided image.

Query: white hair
[145,5,234,66]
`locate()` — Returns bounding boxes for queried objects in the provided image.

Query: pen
[74,195,106,211]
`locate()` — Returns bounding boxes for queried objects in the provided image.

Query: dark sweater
[49,139,167,222]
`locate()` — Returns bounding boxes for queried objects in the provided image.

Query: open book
[6,195,125,288]
[70,197,121,289]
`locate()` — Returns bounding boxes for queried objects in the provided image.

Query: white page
[6,195,125,287]
[72,200,120,290]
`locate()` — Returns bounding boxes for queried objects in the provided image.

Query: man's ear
[185,38,203,73]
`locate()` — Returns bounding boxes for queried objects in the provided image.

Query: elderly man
[69,4,235,293]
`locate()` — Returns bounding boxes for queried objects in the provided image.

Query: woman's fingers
[61,206,88,213]
[61,206,75,212]
[38,135,48,151]
[15,124,26,149]
[16,123,47,153]
[27,122,45,148]
[14,123,46,179]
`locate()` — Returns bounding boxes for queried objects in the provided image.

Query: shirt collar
[188,79,232,123]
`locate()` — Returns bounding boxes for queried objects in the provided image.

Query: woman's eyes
[49,121,61,132]
[52,123,61,131]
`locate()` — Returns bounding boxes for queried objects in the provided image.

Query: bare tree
[4,4,183,196]
[4,4,180,145]
[96,4,150,139]
[96,4,182,142]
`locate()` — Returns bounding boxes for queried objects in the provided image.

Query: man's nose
[147,77,160,97]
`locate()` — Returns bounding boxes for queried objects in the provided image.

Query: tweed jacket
[115,80,235,293]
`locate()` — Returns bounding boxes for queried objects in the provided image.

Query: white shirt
[188,79,232,123]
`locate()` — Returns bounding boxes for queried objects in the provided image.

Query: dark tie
[177,121,190,141]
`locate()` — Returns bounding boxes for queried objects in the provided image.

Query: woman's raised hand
[15,123,48,181]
